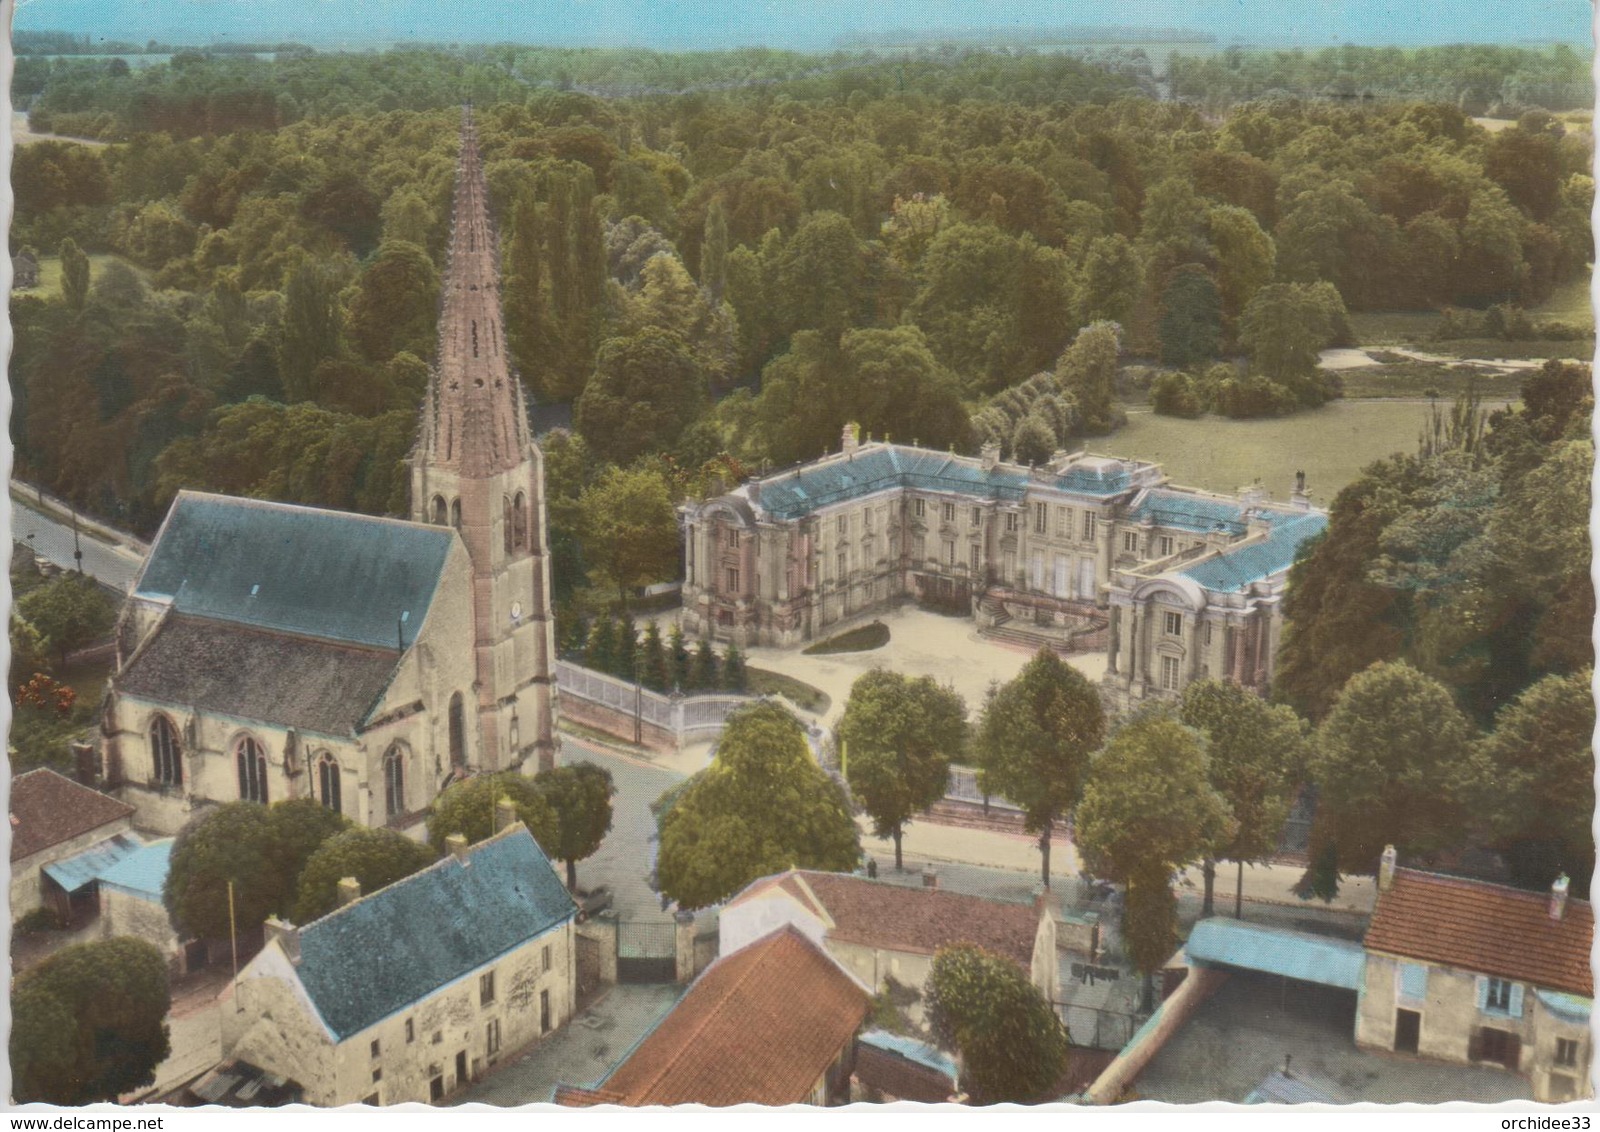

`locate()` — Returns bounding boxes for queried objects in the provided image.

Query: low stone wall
[1081,964,1231,1104]
[554,660,755,750]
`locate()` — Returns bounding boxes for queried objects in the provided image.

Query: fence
[942,765,1022,812]
[616,920,678,985]
[555,660,754,748]
[1059,1003,1142,1053]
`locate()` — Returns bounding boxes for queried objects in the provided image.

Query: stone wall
[10,817,134,920]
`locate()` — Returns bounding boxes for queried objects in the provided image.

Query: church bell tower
[411,107,559,774]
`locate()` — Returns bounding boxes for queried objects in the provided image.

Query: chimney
[747,478,762,506]
[841,421,861,456]
[980,440,1001,471]
[337,877,361,908]
[1378,844,1397,892]
[1291,470,1310,511]
[1549,874,1570,921]
[265,917,301,965]
[921,866,938,890]
[446,833,470,863]
[494,796,517,834]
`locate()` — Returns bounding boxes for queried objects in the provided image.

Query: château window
[838,514,848,535]
[970,544,981,573]
[1160,655,1181,692]
[725,567,741,593]
[150,715,182,787]
[1005,512,1018,534]
[1158,535,1175,556]
[384,745,405,820]
[942,502,955,523]
[1083,512,1097,540]
[914,498,926,519]
[1034,502,1048,534]
[836,552,847,580]
[726,528,739,549]
[971,507,981,528]
[236,736,268,804]
[513,492,527,550]
[1056,507,1071,537]
[1164,611,1183,637]
[944,540,956,566]
[1123,531,1139,553]
[317,752,342,814]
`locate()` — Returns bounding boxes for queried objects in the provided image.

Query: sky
[11,0,1596,51]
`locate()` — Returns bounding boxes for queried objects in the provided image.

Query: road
[11,495,146,593]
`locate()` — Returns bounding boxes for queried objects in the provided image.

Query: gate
[576,933,602,997]
[617,920,677,984]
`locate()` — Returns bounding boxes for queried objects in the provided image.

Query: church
[100,110,560,836]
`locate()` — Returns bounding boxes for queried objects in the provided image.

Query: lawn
[1336,361,1524,400]
[801,620,890,656]
[15,254,141,297]
[1348,274,1594,350]
[747,667,831,715]
[1109,399,1517,503]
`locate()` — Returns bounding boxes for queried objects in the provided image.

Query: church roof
[116,614,403,737]
[293,825,576,1041]
[135,492,453,651]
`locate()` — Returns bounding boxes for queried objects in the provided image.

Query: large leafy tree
[534,762,617,891]
[1076,708,1233,1009]
[1179,679,1310,916]
[654,701,860,910]
[264,798,353,915]
[59,236,90,312]
[1476,669,1595,896]
[1156,264,1221,370]
[974,648,1105,889]
[16,570,117,666]
[11,938,171,1104]
[164,802,279,940]
[837,670,968,871]
[1309,661,1478,884]
[576,464,681,608]
[1238,281,1348,381]
[925,944,1070,1105]
[427,771,558,854]
[293,826,436,924]
[345,240,440,362]
[574,327,708,465]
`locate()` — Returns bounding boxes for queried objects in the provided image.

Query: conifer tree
[641,620,670,692]
[722,641,749,693]
[584,615,618,675]
[615,614,639,681]
[689,637,719,691]
[668,622,691,691]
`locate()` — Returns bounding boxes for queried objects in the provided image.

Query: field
[1109,399,1516,503]
[1348,275,1594,353]
[16,254,141,296]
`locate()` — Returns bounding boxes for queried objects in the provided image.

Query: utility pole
[633,657,643,746]
[71,507,83,573]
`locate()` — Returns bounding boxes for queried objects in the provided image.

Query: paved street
[11,494,146,593]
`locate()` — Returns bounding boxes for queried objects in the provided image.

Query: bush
[801,621,890,655]
[1150,372,1203,418]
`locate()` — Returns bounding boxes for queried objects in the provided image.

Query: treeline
[567,614,750,694]
[1170,43,1592,112]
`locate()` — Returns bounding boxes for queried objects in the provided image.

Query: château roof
[135,492,453,651]
[418,106,531,478]
[1180,512,1327,593]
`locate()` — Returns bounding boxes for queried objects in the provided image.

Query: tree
[1207,204,1276,334]
[1078,233,1143,325]
[345,240,439,362]
[1054,321,1120,436]
[293,826,435,924]
[1150,372,1203,418]
[59,237,89,312]
[640,620,670,692]
[654,701,860,910]
[1179,680,1309,916]
[163,802,278,940]
[1476,669,1595,895]
[277,257,348,403]
[11,938,171,1104]
[575,327,708,465]
[576,465,680,607]
[837,670,967,871]
[427,771,558,854]
[582,612,618,674]
[924,944,1069,1104]
[16,571,116,666]
[689,637,720,691]
[721,641,749,693]
[1310,661,1477,882]
[534,762,616,890]
[1075,708,1233,1010]
[700,198,729,302]
[1157,264,1221,370]
[264,798,352,917]
[974,649,1105,888]
[668,621,691,691]
[622,253,739,390]
[1238,282,1346,382]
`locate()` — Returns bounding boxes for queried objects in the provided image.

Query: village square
[5,7,1596,1113]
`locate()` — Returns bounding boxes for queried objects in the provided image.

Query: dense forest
[9,42,1593,616]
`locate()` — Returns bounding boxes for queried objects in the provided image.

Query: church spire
[424,106,529,478]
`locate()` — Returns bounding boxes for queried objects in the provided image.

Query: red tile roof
[1365,869,1593,997]
[596,925,868,1106]
[9,769,134,862]
[731,870,1042,974]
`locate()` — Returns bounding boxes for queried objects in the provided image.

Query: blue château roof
[753,444,1140,521]
[293,826,576,1041]
[1181,513,1328,593]
[136,492,454,651]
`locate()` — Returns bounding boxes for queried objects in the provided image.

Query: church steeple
[421,107,531,478]
[411,106,559,776]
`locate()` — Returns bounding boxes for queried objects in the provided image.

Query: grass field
[1349,275,1594,351]
[747,667,831,715]
[1108,398,1517,503]
[16,254,140,296]
[1336,361,1525,400]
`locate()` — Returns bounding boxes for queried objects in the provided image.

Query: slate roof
[42,832,146,894]
[1186,918,1367,990]
[136,492,454,650]
[291,825,576,1040]
[595,925,868,1106]
[9,769,134,862]
[1128,488,1282,535]
[98,838,175,902]
[1180,512,1328,593]
[730,869,1041,973]
[1364,869,1594,997]
[117,614,403,736]
[749,444,1150,521]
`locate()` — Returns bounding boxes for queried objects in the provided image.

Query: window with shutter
[1397,963,1427,1002]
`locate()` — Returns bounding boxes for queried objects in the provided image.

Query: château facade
[679,424,1327,708]
[101,109,559,835]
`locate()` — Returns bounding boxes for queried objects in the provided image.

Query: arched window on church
[448,693,466,768]
[236,735,268,804]
[316,752,342,815]
[450,498,462,529]
[150,715,182,788]
[384,745,406,820]
[513,491,528,550]
[503,496,514,555]
[432,495,447,525]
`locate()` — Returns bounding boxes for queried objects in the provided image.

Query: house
[1356,847,1593,1102]
[223,823,577,1107]
[97,838,187,972]
[720,869,1059,1016]
[679,424,1325,709]
[555,924,869,1107]
[9,768,139,923]
[99,106,559,837]
[851,1030,961,1103]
